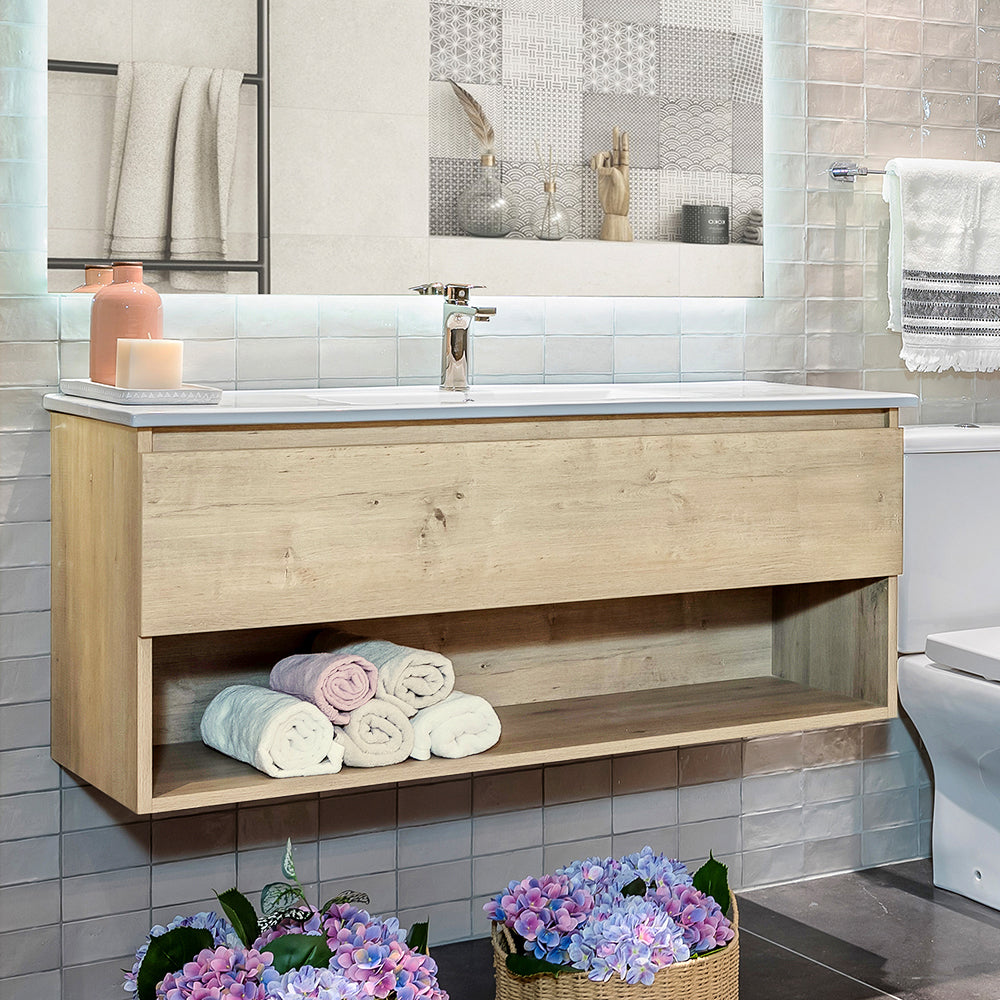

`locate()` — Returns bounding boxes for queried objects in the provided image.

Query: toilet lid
[926,626,1000,682]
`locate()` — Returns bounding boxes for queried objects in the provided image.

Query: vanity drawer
[138,422,902,635]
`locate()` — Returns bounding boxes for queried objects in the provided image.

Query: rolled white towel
[313,631,455,718]
[334,697,414,767]
[200,684,344,778]
[410,691,501,760]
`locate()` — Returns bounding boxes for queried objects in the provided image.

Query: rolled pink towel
[269,652,378,724]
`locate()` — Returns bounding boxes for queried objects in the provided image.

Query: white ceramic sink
[44,380,920,427]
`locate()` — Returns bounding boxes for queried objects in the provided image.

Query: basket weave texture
[492,896,738,1000]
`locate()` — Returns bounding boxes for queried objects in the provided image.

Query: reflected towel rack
[829,161,887,183]
[46,0,269,292]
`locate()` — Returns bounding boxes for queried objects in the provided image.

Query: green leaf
[137,927,213,1000]
[505,953,576,979]
[320,888,370,913]
[281,837,297,881]
[260,881,306,917]
[621,876,647,898]
[216,887,260,947]
[406,920,430,955]
[265,933,334,975]
[692,852,731,916]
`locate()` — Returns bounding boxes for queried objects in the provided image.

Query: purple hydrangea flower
[265,964,361,999]
[155,944,278,999]
[123,912,240,993]
[566,896,690,985]
[652,884,734,953]
[322,903,448,1000]
[483,875,593,965]
[620,847,693,893]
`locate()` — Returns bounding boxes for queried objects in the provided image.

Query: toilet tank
[899,424,1000,653]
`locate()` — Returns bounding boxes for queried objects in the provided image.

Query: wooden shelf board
[149,677,890,813]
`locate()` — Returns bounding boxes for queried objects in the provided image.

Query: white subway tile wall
[0,0,987,993]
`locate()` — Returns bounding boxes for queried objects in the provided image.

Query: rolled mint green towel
[313,631,455,718]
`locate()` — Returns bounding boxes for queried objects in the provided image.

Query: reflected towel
[333,697,414,767]
[883,158,1000,372]
[200,684,344,778]
[313,631,455,718]
[269,652,378,724]
[410,691,501,760]
[104,61,243,290]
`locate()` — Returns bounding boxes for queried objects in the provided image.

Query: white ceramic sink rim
[43,380,919,428]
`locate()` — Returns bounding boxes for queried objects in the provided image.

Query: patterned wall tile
[583,19,659,95]
[661,27,734,103]
[583,92,660,167]
[731,33,763,104]
[583,0,659,24]
[502,86,583,162]
[430,80,503,159]
[430,3,503,85]
[660,100,733,171]
[732,172,764,242]
[658,168,733,240]
[503,161,584,238]
[429,157,484,235]
[660,0,733,32]
[732,101,763,173]
[732,0,761,36]
[503,7,583,90]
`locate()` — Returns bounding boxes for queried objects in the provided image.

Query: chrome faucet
[411,282,496,391]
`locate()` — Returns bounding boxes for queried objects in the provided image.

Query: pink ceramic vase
[71,265,114,294]
[89,262,163,385]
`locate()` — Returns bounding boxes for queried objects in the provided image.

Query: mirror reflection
[47,0,763,297]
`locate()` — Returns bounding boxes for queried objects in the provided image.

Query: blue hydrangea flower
[265,964,362,999]
[567,895,690,984]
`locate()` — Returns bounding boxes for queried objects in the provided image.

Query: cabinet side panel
[772,577,892,706]
[140,425,903,635]
[50,415,148,811]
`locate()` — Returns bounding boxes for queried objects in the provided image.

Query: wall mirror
[47,0,764,297]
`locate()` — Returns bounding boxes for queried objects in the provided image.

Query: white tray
[59,379,223,406]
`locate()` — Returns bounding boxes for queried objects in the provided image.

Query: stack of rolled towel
[199,634,502,778]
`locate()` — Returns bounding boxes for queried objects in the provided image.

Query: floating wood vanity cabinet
[46,384,914,814]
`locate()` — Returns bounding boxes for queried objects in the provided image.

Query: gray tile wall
[1,0,995,995]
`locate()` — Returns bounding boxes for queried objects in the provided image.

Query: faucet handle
[410,282,445,295]
[473,306,496,321]
[444,282,485,304]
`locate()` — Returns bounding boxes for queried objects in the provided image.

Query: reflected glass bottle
[533,180,569,241]
[457,154,517,238]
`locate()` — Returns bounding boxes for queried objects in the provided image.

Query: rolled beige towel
[334,697,414,767]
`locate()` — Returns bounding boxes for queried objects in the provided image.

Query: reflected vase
[457,155,517,238]
[533,181,569,241]
[89,261,163,385]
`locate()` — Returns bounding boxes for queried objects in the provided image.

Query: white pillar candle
[115,339,184,390]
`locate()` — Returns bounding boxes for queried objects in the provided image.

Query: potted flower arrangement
[485,847,737,1000]
[124,840,448,1000]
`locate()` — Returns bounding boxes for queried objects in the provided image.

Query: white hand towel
[104,61,243,291]
[410,691,501,760]
[200,684,344,778]
[313,631,455,718]
[883,158,1000,372]
[333,697,414,767]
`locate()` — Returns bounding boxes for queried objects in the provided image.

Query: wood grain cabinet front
[50,409,903,814]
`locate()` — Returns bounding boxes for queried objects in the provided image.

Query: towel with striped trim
[883,158,1000,373]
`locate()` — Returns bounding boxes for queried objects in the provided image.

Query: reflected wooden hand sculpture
[589,127,633,242]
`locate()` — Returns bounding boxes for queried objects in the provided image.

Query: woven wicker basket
[492,896,738,1000]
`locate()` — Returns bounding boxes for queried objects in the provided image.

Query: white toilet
[897,424,1000,909]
